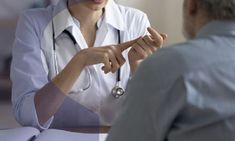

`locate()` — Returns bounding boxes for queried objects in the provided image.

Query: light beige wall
[0,0,34,18]
[118,0,185,46]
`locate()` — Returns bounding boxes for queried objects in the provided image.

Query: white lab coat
[12,0,150,128]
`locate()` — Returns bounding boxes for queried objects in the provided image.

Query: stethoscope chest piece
[112,84,125,98]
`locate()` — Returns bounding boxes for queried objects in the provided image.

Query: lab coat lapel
[94,0,125,46]
[105,0,125,32]
[71,25,88,49]
[93,0,125,46]
[52,0,88,50]
[94,22,108,46]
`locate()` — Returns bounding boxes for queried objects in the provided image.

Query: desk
[60,127,110,141]
[62,126,111,133]
[0,126,109,141]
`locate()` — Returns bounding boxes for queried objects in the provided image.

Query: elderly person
[107,0,235,140]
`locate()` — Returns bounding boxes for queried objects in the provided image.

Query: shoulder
[20,6,52,25]
[118,4,149,25]
[118,4,147,19]
[17,6,53,38]
[114,3,150,37]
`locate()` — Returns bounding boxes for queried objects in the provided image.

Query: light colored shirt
[107,21,235,141]
[11,0,150,129]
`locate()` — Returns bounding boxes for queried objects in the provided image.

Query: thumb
[119,37,140,52]
[147,27,167,41]
[160,33,168,40]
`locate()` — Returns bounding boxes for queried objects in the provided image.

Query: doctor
[11,0,166,129]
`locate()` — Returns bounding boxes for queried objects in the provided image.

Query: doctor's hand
[76,38,138,74]
[128,27,167,74]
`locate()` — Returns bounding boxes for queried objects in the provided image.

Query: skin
[182,0,209,39]
[35,0,166,125]
[129,28,167,72]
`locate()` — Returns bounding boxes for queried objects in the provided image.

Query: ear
[186,0,199,16]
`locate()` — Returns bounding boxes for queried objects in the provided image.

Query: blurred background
[0,0,184,129]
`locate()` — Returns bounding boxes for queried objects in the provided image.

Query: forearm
[35,53,85,125]
[34,82,66,126]
[52,53,85,95]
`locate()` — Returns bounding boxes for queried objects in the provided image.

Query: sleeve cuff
[29,94,54,130]
[33,98,54,130]
[20,93,54,130]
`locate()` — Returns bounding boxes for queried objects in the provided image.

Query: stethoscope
[52,19,125,98]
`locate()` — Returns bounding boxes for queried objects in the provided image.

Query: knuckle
[141,52,148,58]
[133,43,139,49]
[103,52,108,57]
[110,46,116,50]
[112,46,121,54]
[103,53,109,59]
[112,68,117,73]
[107,48,112,54]
[144,35,150,39]
[152,47,158,52]
[119,59,125,66]
[105,66,110,72]
[119,56,125,64]
[112,65,118,71]
[139,53,145,58]
[150,48,156,53]
[137,39,144,45]
[144,54,148,58]
[156,42,163,48]
[148,50,153,55]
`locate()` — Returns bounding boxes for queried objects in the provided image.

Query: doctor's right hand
[76,38,138,74]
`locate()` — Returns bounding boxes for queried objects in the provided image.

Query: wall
[0,0,35,18]
[118,0,185,46]
[0,0,186,71]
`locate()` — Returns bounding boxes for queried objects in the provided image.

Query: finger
[104,46,126,68]
[147,27,164,47]
[147,27,162,40]
[143,35,155,47]
[115,52,126,67]
[119,37,140,52]
[117,55,126,66]
[143,35,158,50]
[143,36,157,52]
[101,53,112,73]
[137,39,152,56]
[132,43,148,59]
[107,49,120,73]
[160,33,168,40]
[110,46,126,66]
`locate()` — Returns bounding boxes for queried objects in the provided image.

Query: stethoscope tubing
[51,16,124,97]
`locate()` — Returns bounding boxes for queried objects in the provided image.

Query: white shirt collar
[53,8,74,38]
[52,0,125,38]
[104,0,125,31]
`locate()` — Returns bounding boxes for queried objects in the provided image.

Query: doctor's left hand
[128,27,167,74]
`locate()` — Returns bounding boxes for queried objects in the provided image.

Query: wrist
[129,60,140,75]
[74,50,87,69]
[52,53,86,95]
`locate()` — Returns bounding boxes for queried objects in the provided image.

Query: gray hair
[199,0,235,20]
